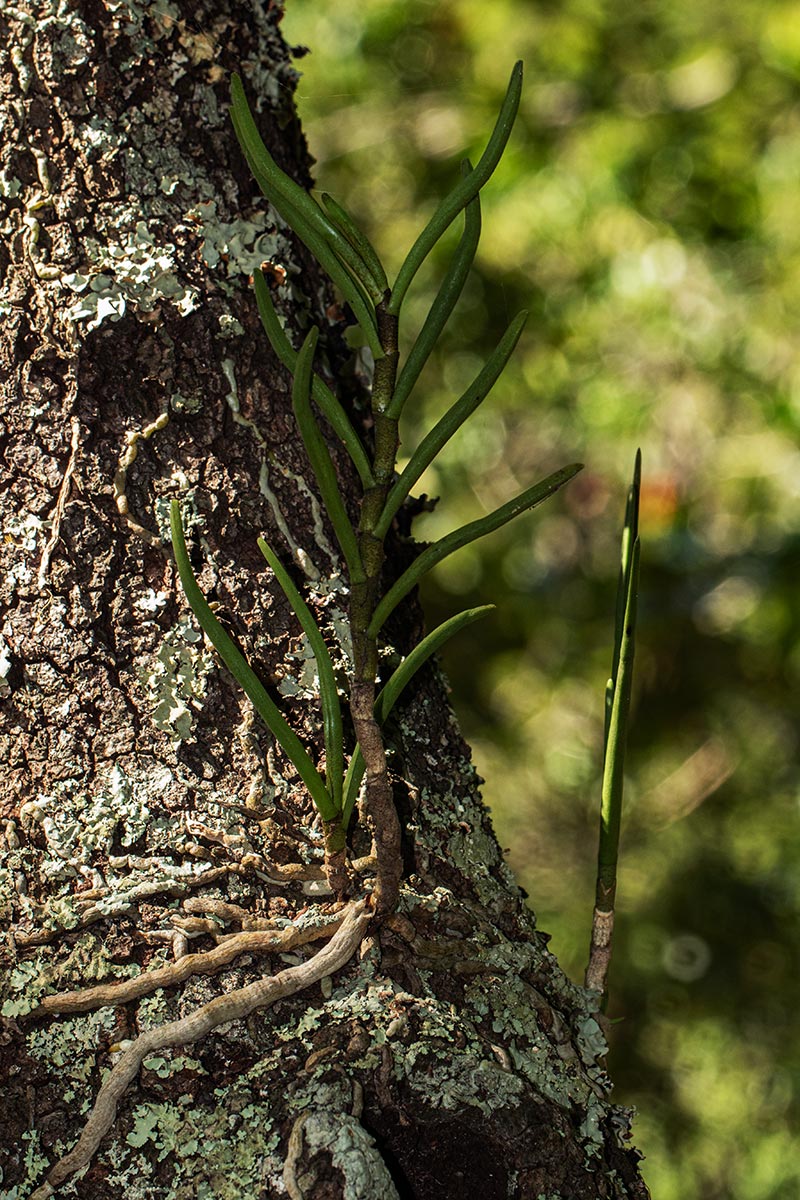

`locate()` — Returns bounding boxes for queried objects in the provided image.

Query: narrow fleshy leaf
[253,270,374,488]
[605,449,642,752]
[611,450,642,685]
[367,463,583,637]
[598,534,640,885]
[388,62,523,316]
[292,327,366,584]
[169,501,336,820]
[258,537,344,811]
[587,454,642,999]
[377,311,528,537]
[230,75,383,357]
[342,605,495,825]
[230,75,377,296]
[388,162,481,418]
[321,192,389,299]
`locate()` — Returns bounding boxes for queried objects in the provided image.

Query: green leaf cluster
[170,63,579,842]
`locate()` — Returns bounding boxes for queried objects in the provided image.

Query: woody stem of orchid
[349,300,403,918]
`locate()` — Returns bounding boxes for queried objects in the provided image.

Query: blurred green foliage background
[280,2,800,1195]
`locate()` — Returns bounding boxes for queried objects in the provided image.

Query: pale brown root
[27,913,344,1019]
[29,901,370,1200]
[351,680,402,919]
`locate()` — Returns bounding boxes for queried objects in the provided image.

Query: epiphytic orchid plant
[171,63,582,914]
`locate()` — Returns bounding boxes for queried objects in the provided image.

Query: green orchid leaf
[388,61,523,315]
[368,463,583,637]
[389,162,481,419]
[291,327,366,584]
[604,450,642,752]
[230,75,383,357]
[342,604,495,825]
[611,449,642,690]
[588,451,642,999]
[253,270,374,488]
[169,500,336,820]
[598,533,640,891]
[377,310,528,537]
[321,192,389,298]
[258,537,344,812]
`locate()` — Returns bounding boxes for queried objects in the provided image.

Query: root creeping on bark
[28,900,370,1200]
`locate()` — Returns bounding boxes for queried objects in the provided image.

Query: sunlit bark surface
[0,4,649,1197]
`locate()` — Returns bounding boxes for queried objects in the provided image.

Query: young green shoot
[585,452,642,1002]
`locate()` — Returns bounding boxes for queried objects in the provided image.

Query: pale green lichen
[2,931,145,1019]
[218,312,244,338]
[79,114,118,154]
[135,588,169,615]
[63,216,201,330]
[20,764,153,879]
[27,1009,117,1104]
[301,1111,400,1200]
[409,1052,526,1117]
[59,196,295,332]
[104,0,181,71]
[4,511,45,554]
[278,631,320,700]
[20,1131,50,1194]
[578,1094,607,1158]
[8,759,238,949]
[169,390,203,414]
[0,171,22,198]
[142,612,215,743]
[108,1090,282,1199]
[141,1053,206,1079]
[185,199,289,280]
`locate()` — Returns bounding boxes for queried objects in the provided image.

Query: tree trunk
[0,3,649,1197]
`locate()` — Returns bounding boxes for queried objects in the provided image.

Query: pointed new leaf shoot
[253,270,374,488]
[368,463,583,637]
[377,311,528,537]
[389,162,481,418]
[169,501,336,820]
[321,193,389,298]
[292,327,366,584]
[586,460,641,1000]
[605,449,641,753]
[342,605,495,825]
[597,536,640,900]
[230,75,383,356]
[258,537,344,812]
[388,62,523,315]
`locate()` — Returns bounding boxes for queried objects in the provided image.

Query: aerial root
[27,911,346,1019]
[29,900,370,1200]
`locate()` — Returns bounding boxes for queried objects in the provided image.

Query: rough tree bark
[0,3,650,1198]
